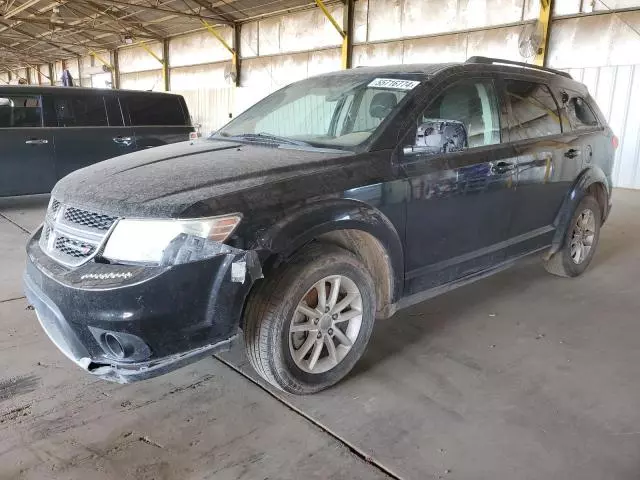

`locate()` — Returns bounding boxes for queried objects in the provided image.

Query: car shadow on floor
[349,257,553,378]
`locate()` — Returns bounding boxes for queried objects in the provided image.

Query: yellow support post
[315,0,352,69]
[533,0,554,67]
[89,50,113,70]
[136,40,168,91]
[201,20,240,87]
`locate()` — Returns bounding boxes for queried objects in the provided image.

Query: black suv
[1,87,194,197]
[24,57,616,394]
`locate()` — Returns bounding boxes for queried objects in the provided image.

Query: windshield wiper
[228,132,311,147]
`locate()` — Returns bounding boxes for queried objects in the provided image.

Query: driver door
[400,78,519,296]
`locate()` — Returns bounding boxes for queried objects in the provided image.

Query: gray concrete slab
[0,221,30,303]
[0,195,48,302]
[220,188,640,480]
[0,195,49,234]
[0,297,388,480]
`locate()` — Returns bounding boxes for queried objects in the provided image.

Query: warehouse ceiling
[0,0,330,70]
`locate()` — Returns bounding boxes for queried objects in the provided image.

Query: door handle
[113,136,133,147]
[564,148,581,159]
[25,138,48,145]
[490,161,515,174]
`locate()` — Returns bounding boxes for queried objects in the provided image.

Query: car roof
[315,61,587,94]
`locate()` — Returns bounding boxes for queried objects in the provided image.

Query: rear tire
[243,243,376,394]
[545,195,601,277]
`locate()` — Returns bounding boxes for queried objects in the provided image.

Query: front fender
[253,199,404,305]
[549,166,611,256]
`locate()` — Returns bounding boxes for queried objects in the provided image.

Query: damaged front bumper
[23,227,261,384]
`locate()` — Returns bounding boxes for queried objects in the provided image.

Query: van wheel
[243,243,376,394]
[545,195,601,277]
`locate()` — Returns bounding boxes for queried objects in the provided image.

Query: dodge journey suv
[24,57,615,394]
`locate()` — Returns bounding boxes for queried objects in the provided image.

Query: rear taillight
[612,135,619,150]
[189,131,198,142]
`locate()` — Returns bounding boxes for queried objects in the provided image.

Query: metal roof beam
[80,1,166,40]
[3,0,46,20]
[72,0,233,25]
[7,14,159,39]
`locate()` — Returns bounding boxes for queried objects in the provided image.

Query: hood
[52,139,352,218]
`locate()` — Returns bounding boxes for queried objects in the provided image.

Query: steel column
[201,20,239,87]
[534,0,554,67]
[163,39,170,91]
[112,50,120,89]
[315,0,351,69]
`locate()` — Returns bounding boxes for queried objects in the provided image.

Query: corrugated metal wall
[175,87,235,136]
[565,65,640,189]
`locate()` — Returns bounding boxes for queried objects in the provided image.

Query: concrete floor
[1,189,639,480]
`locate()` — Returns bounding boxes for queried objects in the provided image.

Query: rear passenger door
[558,91,602,171]
[503,79,582,256]
[122,95,191,150]
[50,93,135,180]
[0,93,56,196]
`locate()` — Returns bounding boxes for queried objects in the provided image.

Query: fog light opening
[104,333,125,359]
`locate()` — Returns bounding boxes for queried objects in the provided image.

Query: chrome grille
[50,199,61,215]
[54,236,96,258]
[63,206,117,231]
[40,198,118,267]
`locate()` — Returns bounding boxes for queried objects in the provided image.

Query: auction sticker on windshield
[368,78,421,90]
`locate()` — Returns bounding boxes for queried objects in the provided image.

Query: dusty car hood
[52,139,352,218]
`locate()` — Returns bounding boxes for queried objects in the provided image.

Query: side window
[0,96,42,128]
[565,96,598,130]
[405,80,500,154]
[54,95,108,127]
[125,96,186,126]
[105,97,124,126]
[504,80,561,140]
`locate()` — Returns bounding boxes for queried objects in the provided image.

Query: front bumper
[24,227,259,383]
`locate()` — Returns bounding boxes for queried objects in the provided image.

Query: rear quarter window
[565,96,599,130]
[124,95,186,126]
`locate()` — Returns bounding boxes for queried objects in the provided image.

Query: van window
[0,96,42,128]
[566,96,598,130]
[125,96,186,126]
[105,97,124,126]
[417,80,501,149]
[504,80,561,140]
[55,95,108,127]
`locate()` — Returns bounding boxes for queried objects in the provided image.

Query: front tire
[545,195,602,277]
[243,243,376,394]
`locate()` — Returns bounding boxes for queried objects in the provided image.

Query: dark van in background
[0,87,194,197]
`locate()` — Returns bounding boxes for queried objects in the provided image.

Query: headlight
[102,214,241,264]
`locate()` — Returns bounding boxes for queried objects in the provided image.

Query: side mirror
[403,119,468,156]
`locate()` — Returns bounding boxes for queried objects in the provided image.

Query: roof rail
[465,56,572,79]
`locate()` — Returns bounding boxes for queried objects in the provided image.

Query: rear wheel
[545,195,601,277]
[243,244,376,394]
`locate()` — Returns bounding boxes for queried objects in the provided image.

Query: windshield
[216,74,423,150]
